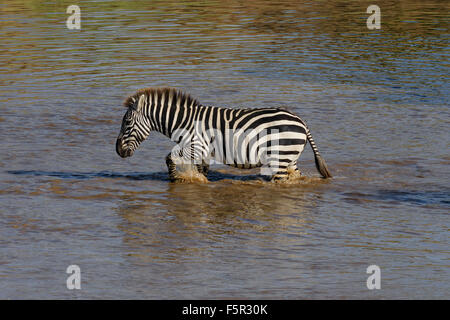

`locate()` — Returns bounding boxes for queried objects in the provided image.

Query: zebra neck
[145,95,198,140]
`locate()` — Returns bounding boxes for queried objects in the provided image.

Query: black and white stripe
[116,87,331,181]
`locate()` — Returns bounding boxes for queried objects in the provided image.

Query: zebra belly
[227,162,263,169]
[209,131,306,170]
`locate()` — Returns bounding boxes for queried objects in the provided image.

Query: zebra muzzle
[116,139,133,158]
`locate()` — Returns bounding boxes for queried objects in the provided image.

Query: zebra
[116,87,331,182]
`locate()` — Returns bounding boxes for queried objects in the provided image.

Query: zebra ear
[134,94,146,112]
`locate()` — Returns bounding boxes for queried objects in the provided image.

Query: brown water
[0,0,449,299]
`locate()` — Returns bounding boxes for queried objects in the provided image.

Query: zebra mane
[123,87,200,109]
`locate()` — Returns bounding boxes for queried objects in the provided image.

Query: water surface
[0,0,449,299]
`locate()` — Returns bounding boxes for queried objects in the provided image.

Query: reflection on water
[0,0,449,299]
[116,182,316,260]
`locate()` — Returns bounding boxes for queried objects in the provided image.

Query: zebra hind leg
[270,162,302,183]
[270,170,289,183]
[287,161,302,180]
[269,163,289,182]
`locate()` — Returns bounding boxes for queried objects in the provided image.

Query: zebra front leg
[202,161,210,176]
[196,160,210,177]
[166,150,209,183]
[165,153,179,182]
[188,159,208,183]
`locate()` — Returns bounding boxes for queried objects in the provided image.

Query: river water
[0,0,449,299]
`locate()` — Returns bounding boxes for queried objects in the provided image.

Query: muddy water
[0,0,449,299]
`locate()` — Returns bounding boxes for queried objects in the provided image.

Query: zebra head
[116,94,151,158]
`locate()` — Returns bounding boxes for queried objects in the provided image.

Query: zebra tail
[306,129,332,178]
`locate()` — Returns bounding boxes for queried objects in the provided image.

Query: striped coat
[116,88,331,182]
